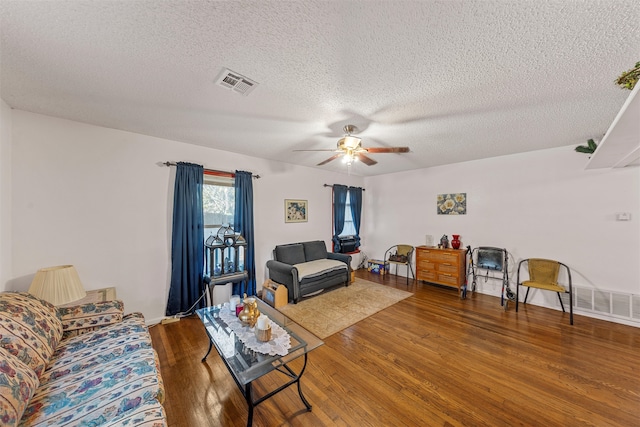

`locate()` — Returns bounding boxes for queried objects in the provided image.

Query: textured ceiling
[1,1,639,176]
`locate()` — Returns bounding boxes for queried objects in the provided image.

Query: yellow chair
[516,258,573,325]
[384,245,415,285]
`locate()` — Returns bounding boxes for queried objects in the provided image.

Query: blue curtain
[332,184,348,252]
[166,162,205,316]
[233,171,256,296]
[349,186,363,249]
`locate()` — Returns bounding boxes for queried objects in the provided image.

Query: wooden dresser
[415,246,466,293]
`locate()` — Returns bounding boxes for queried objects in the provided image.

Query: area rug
[277,278,412,339]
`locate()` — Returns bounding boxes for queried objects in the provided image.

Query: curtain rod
[163,162,261,179]
[323,184,365,191]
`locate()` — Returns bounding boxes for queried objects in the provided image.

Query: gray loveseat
[266,240,351,303]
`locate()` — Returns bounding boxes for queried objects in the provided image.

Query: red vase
[451,235,461,249]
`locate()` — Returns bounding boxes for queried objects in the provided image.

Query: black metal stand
[202,342,312,427]
[244,353,311,427]
[461,245,476,299]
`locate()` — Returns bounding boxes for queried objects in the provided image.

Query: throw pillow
[0,292,63,377]
[0,346,39,427]
[303,241,328,261]
[275,244,306,265]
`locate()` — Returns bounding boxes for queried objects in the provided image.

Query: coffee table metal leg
[245,383,254,427]
[297,354,312,410]
[243,354,313,425]
[277,354,312,411]
[201,339,213,362]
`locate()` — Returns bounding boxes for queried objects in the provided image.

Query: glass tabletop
[196,298,323,385]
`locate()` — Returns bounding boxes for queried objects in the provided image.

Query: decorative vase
[238,294,260,327]
[440,234,449,248]
[451,235,461,249]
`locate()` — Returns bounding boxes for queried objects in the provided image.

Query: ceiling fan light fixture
[339,135,361,149]
[343,152,357,165]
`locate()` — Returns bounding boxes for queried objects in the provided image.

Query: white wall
[8,109,639,325]
[0,100,12,291]
[363,147,640,317]
[9,111,363,323]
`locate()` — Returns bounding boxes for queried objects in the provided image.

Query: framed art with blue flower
[437,193,466,215]
[285,199,308,223]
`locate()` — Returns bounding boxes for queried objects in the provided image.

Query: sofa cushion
[275,243,306,265]
[58,300,124,339]
[0,292,63,378]
[303,241,328,261]
[294,259,348,280]
[0,346,39,427]
[101,401,166,427]
[21,314,165,426]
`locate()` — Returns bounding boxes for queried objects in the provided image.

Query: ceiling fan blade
[317,153,343,166]
[365,147,410,153]
[294,149,338,152]
[356,153,378,166]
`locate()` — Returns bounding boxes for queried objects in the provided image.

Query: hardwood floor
[150,270,640,427]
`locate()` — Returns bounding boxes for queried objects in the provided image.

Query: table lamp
[29,265,87,306]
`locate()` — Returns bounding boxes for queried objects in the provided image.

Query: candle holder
[255,324,272,342]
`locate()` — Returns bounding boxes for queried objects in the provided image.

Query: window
[339,192,356,237]
[203,174,235,238]
[331,185,361,254]
[202,172,236,277]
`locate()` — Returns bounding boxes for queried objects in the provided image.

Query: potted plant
[575,138,597,155]
[616,61,640,90]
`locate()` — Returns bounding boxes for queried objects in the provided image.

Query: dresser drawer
[438,252,461,264]
[437,263,459,275]
[417,259,436,270]
[437,273,459,286]
[418,249,443,259]
[417,270,437,282]
[422,250,459,264]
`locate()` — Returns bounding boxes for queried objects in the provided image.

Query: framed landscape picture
[285,199,308,223]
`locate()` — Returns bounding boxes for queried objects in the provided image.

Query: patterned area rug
[277,278,412,339]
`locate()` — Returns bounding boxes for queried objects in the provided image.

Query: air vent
[215,68,258,96]
[561,285,640,324]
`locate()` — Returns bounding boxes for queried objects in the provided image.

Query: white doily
[219,306,291,356]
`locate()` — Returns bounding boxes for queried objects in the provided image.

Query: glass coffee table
[196,298,323,427]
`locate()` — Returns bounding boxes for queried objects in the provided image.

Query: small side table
[58,287,117,307]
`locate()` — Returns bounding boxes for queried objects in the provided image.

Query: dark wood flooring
[150,270,640,427]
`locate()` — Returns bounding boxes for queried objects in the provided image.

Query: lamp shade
[29,265,87,306]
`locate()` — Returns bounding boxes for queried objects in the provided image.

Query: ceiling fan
[296,125,410,166]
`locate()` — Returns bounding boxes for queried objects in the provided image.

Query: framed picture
[437,193,467,215]
[285,199,308,223]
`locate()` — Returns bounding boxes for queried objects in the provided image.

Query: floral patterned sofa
[0,292,166,427]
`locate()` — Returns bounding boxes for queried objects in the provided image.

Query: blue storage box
[367,259,389,275]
